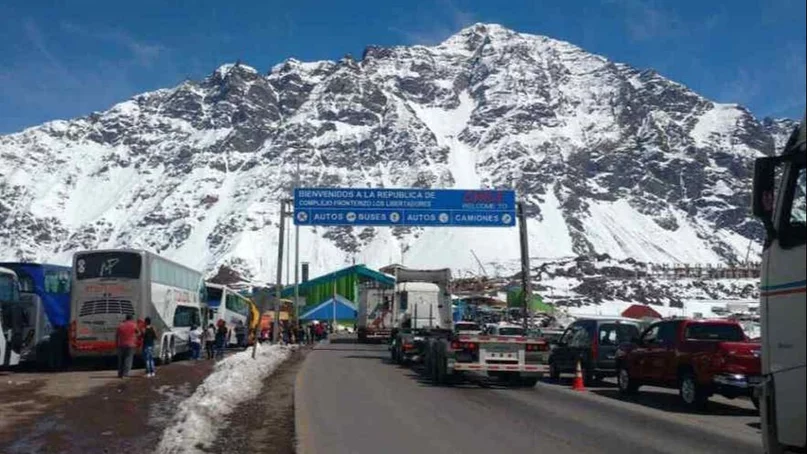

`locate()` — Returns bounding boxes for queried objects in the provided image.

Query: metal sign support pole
[517,202,531,332]
[294,156,301,330]
[274,199,289,343]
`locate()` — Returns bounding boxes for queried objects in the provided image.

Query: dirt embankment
[0,358,216,454]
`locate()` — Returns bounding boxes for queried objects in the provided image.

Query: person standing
[189,324,202,360]
[204,324,215,360]
[215,320,228,360]
[142,317,157,377]
[235,320,246,349]
[115,314,140,378]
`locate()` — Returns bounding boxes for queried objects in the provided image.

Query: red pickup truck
[615,318,761,409]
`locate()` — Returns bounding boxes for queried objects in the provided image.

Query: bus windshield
[0,272,19,302]
[75,252,142,280]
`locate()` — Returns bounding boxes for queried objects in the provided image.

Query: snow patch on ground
[155,344,293,454]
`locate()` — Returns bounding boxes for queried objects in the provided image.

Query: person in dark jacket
[214,320,227,360]
[235,320,247,348]
[142,317,157,377]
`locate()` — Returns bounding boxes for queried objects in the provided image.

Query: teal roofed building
[280,265,395,318]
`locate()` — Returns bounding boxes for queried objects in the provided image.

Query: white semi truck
[752,115,806,453]
[357,287,394,343]
[389,266,549,386]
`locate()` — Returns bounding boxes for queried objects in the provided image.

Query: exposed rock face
[0,24,797,280]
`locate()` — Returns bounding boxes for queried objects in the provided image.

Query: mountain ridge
[0,23,797,283]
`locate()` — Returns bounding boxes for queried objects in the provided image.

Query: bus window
[174,306,201,328]
[0,273,19,302]
[17,273,34,293]
[788,168,806,225]
[45,269,71,294]
[76,252,142,280]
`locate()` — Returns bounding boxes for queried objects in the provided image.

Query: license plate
[484,343,517,353]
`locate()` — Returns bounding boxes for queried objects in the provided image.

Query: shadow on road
[313,346,390,352]
[540,376,618,389]
[590,389,759,417]
[341,355,391,361]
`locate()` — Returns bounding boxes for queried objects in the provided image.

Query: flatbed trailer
[387,267,550,387]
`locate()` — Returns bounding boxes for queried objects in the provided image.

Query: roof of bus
[72,249,202,273]
[0,262,70,270]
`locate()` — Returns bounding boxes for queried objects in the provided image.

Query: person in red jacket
[116,314,140,378]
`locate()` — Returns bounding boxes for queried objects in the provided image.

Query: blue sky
[0,0,804,133]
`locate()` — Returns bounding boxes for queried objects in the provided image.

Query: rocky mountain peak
[0,24,797,281]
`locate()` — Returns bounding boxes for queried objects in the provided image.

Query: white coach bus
[69,249,204,364]
[753,115,806,453]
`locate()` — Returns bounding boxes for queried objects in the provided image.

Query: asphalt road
[295,342,762,454]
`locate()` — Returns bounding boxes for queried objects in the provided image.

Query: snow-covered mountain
[0,23,798,282]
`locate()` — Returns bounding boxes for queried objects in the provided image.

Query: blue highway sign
[293,188,516,227]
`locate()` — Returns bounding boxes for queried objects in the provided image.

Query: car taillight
[403,343,415,350]
[452,341,479,350]
[526,343,548,352]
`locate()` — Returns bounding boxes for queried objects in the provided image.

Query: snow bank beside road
[156,344,294,454]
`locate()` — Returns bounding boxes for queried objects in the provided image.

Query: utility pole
[294,155,301,328]
[517,202,531,331]
[286,217,291,285]
[274,199,290,343]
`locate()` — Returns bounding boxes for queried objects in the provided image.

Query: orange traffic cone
[572,359,586,391]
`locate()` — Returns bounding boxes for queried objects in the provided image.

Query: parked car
[615,318,761,409]
[454,321,483,335]
[488,323,525,336]
[549,317,642,384]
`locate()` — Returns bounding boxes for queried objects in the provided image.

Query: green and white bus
[203,282,253,346]
[69,249,204,364]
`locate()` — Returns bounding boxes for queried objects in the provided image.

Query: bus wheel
[161,339,173,365]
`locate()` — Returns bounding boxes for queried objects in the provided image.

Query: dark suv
[549,317,642,384]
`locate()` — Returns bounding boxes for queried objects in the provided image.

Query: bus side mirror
[753,157,780,236]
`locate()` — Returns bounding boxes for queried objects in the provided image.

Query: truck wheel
[617,366,639,394]
[549,361,560,382]
[433,349,449,386]
[520,376,539,387]
[679,373,707,409]
[161,339,173,365]
[584,367,599,386]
